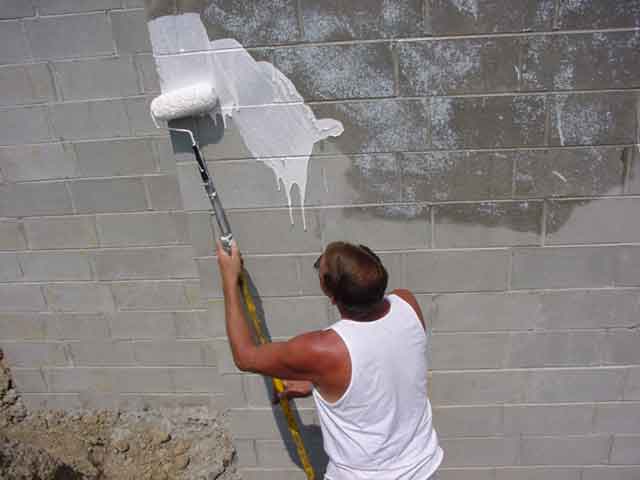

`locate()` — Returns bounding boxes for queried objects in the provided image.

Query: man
[217,240,443,479]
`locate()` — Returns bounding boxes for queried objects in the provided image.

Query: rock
[172,439,191,456]
[113,439,130,453]
[173,454,190,471]
[150,429,171,446]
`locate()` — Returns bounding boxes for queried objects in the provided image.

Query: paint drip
[148,13,344,229]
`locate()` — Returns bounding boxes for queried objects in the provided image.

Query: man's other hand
[216,239,242,288]
[273,379,314,404]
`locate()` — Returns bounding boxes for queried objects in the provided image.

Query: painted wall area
[1,0,640,479]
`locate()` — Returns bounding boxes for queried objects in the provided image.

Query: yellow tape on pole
[241,271,316,480]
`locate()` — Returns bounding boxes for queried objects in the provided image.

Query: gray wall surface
[1,0,640,479]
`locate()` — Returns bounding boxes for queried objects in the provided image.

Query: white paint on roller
[150,83,218,121]
[148,13,344,229]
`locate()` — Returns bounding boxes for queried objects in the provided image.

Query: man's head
[315,242,388,318]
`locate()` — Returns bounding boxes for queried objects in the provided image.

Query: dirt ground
[0,351,241,480]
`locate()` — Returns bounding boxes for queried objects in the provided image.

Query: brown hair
[320,242,388,317]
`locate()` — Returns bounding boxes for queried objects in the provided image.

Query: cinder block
[0,313,46,339]
[134,54,160,93]
[398,38,520,96]
[25,13,114,60]
[312,99,429,154]
[434,201,542,248]
[43,283,115,312]
[254,436,325,469]
[110,281,195,310]
[146,174,183,210]
[582,466,640,480]
[186,212,216,257]
[23,215,98,249]
[526,368,626,403]
[67,341,135,366]
[428,0,553,34]
[213,339,241,374]
[611,436,640,464]
[306,153,402,206]
[124,96,163,136]
[431,333,509,370]
[132,340,216,366]
[11,368,47,393]
[300,0,425,41]
[431,371,528,405]
[0,105,52,145]
[20,394,82,411]
[274,43,393,100]
[0,21,31,64]
[511,246,617,289]
[93,246,197,280]
[111,9,152,54]
[46,367,172,393]
[550,93,637,146]
[70,177,148,213]
[433,405,503,437]
[495,467,580,480]
[50,99,130,140]
[96,212,187,247]
[431,96,546,148]
[241,468,307,480]
[0,221,26,250]
[557,0,640,29]
[235,439,258,468]
[439,437,519,467]
[48,313,109,340]
[514,147,626,198]
[624,367,640,400]
[601,330,640,365]
[399,151,513,202]
[18,251,92,281]
[170,367,224,393]
[522,32,640,91]
[508,331,602,368]
[0,341,68,367]
[118,393,217,410]
[297,253,328,296]
[0,63,55,106]
[38,0,122,14]
[320,205,430,251]
[595,403,640,434]
[53,57,140,101]
[202,0,300,46]
[257,296,330,338]
[405,250,509,293]
[0,285,46,311]
[520,435,610,465]
[439,469,496,480]
[0,252,21,281]
[227,208,322,255]
[0,143,76,182]
[0,0,35,18]
[503,405,594,435]
[177,308,220,338]
[616,246,640,286]
[229,407,317,439]
[110,311,177,339]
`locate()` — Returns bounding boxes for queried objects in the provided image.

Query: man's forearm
[223,278,256,370]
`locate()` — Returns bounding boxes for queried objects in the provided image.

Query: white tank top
[312,294,443,479]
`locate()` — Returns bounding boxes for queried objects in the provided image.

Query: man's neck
[338,298,391,322]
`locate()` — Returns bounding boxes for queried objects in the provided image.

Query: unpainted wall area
[0,0,639,479]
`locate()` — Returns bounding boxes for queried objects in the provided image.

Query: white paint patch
[148,13,344,229]
[552,170,568,183]
[450,0,479,20]
[555,96,566,146]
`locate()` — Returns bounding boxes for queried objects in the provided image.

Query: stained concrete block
[0,220,26,250]
[503,404,594,436]
[433,405,502,437]
[428,0,553,34]
[405,249,509,293]
[176,163,214,211]
[434,201,542,248]
[21,393,83,411]
[23,216,98,249]
[430,371,528,405]
[582,467,640,480]
[601,330,640,365]
[0,341,68,367]
[320,205,430,250]
[11,369,48,393]
[254,296,330,338]
[511,246,617,289]
[440,469,496,480]
[0,252,21,281]
[241,469,307,480]
[38,0,123,14]
[48,314,109,340]
[134,54,161,93]
[520,435,610,466]
[123,96,164,136]
[432,95,546,148]
[431,332,509,370]
[312,99,429,154]
[0,21,31,64]
[229,407,317,439]
[595,403,640,434]
[625,367,640,400]
[93,246,197,280]
[18,251,93,281]
[0,181,73,217]
[526,368,626,403]
[111,9,152,54]
[0,285,46,312]
[186,212,216,257]
[70,177,148,213]
[110,311,178,339]
[111,281,195,310]
[43,283,115,312]
[146,174,183,210]
[514,147,626,198]
[53,57,140,101]
[254,436,324,469]
[96,212,187,246]
[0,63,55,106]
[235,439,258,467]
[522,32,640,91]
[46,367,172,393]
[615,246,640,287]
[0,143,76,182]
[399,151,513,202]
[557,0,640,29]
[508,331,602,368]
[439,437,519,466]
[0,313,46,339]
[550,93,637,146]
[67,341,136,366]
[133,340,216,366]
[496,468,583,480]
[51,99,130,140]
[170,367,224,393]
[274,43,394,100]
[398,38,520,96]
[0,105,52,145]
[179,306,219,338]
[25,13,114,60]
[0,0,35,18]
[201,0,300,46]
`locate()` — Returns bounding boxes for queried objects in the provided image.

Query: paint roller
[150,83,233,251]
